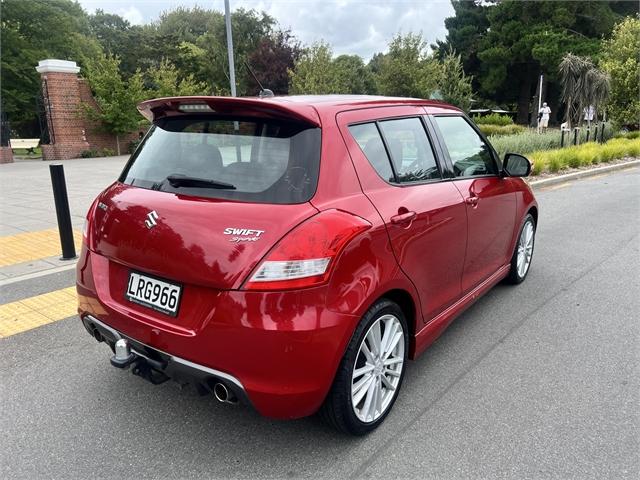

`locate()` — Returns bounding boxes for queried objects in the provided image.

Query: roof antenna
[244,60,274,98]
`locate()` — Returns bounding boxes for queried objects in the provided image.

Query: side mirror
[503,153,532,177]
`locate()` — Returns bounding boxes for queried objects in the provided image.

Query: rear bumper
[82,314,252,405]
[76,248,360,419]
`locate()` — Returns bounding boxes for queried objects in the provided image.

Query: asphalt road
[1,167,639,479]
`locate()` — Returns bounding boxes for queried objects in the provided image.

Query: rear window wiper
[164,174,236,190]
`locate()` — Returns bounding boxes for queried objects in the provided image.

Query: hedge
[478,124,526,137]
[472,113,513,126]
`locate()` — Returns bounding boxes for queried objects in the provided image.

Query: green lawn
[12,147,42,157]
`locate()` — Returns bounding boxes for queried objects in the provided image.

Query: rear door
[430,115,517,293]
[338,107,467,323]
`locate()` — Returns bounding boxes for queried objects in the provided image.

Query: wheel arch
[379,288,418,358]
[527,205,538,226]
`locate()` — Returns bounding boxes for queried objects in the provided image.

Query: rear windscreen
[120,116,321,204]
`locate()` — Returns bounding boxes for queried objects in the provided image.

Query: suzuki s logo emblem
[145,210,159,229]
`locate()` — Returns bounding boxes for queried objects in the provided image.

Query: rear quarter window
[120,116,321,204]
[348,123,394,182]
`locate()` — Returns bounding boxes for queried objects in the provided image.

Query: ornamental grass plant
[488,124,614,158]
[527,137,640,175]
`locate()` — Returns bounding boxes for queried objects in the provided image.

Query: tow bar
[110,339,135,368]
[110,338,169,385]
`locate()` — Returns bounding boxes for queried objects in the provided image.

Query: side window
[378,118,441,182]
[348,123,394,182]
[434,116,498,177]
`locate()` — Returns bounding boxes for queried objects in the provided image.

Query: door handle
[390,210,417,225]
[465,196,479,207]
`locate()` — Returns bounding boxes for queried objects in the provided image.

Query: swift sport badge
[223,227,265,243]
[145,210,159,229]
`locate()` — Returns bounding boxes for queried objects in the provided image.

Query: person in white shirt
[538,102,551,132]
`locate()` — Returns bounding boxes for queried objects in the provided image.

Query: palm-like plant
[559,53,610,128]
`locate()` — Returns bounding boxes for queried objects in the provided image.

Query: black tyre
[506,213,536,284]
[320,299,408,435]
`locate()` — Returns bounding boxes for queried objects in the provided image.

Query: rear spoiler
[137,96,321,127]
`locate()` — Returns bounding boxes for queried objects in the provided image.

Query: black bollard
[594,125,598,143]
[561,130,565,148]
[49,164,77,260]
[600,122,605,143]
[573,128,579,146]
[586,128,590,143]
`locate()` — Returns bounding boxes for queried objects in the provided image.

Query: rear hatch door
[93,183,318,290]
[90,111,321,294]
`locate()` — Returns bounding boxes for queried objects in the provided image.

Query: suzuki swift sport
[77,95,538,435]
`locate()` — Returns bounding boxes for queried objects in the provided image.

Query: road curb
[529,159,640,189]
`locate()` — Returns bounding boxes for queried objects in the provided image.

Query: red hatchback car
[77,95,537,435]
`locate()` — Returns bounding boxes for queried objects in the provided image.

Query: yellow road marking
[0,228,82,267]
[0,287,77,338]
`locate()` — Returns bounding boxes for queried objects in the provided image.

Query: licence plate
[125,272,182,316]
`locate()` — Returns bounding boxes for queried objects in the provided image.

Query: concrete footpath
[0,155,128,282]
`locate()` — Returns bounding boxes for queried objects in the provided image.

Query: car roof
[264,94,455,109]
[138,95,461,126]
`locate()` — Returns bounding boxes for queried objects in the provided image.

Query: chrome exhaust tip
[213,382,238,404]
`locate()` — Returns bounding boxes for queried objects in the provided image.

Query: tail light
[82,218,89,243]
[82,199,99,246]
[243,209,371,290]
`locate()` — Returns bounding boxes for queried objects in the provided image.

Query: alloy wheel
[516,220,535,278]
[351,314,405,423]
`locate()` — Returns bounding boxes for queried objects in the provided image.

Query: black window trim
[347,115,447,188]
[429,113,503,180]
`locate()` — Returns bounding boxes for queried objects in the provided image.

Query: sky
[77,0,455,59]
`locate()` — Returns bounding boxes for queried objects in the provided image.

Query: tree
[288,42,340,94]
[434,0,490,93]
[439,0,632,123]
[194,8,276,95]
[559,54,609,128]
[145,59,209,97]
[0,0,100,136]
[437,50,474,111]
[88,9,149,78]
[247,30,301,95]
[150,6,221,84]
[333,55,376,94]
[376,33,439,98]
[288,45,378,96]
[367,52,386,78]
[600,17,640,128]
[83,54,146,154]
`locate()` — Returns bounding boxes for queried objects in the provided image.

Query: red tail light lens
[244,209,371,290]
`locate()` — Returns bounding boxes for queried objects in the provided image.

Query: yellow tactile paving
[0,228,82,267]
[0,287,77,338]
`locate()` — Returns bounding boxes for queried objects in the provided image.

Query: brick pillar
[36,59,90,160]
[0,147,13,164]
